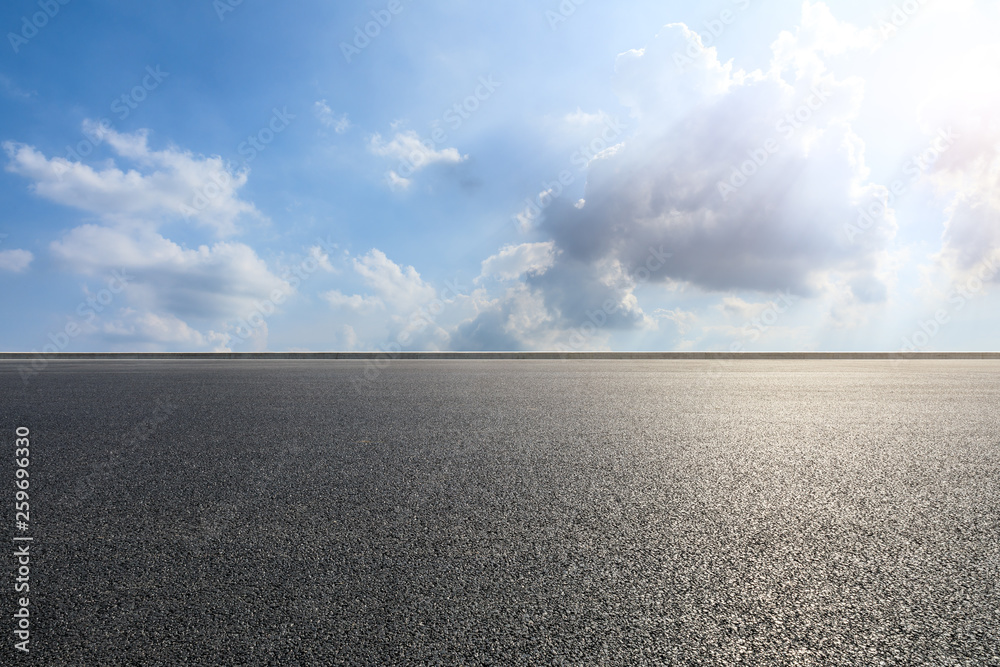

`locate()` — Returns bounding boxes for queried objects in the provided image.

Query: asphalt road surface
[1,360,999,665]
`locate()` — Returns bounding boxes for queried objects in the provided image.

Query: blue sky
[1,0,999,352]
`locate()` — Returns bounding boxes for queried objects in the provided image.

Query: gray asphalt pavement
[2,360,999,665]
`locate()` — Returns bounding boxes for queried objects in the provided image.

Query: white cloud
[453,254,649,351]
[50,224,290,322]
[334,325,357,350]
[3,124,259,236]
[546,10,889,296]
[455,2,895,351]
[4,125,295,351]
[478,242,559,281]
[316,249,456,350]
[386,170,412,191]
[352,249,436,309]
[717,296,770,321]
[307,245,337,273]
[390,311,451,351]
[451,285,556,351]
[369,130,466,172]
[654,308,698,335]
[563,108,606,126]
[0,73,33,100]
[322,289,384,312]
[919,45,1000,284]
[770,1,881,79]
[0,248,32,272]
[102,309,231,350]
[615,29,733,127]
[314,100,350,134]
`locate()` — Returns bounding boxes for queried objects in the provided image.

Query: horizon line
[2,351,1000,360]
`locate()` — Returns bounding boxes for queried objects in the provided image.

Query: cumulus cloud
[50,225,289,318]
[307,244,337,273]
[478,242,559,281]
[718,296,772,322]
[450,285,556,351]
[548,17,887,296]
[317,248,459,351]
[322,289,384,312]
[389,312,452,351]
[369,130,466,190]
[453,252,650,351]
[352,249,437,309]
[313,100,351,134]
[0,73,33,100]
[4,124,259,236]
[455,1,895,350]
[563,108,607,126]
[314,100,350,134]
[2,124,297,350]
[769,1,881,78]
[919,45,1000,282]
[654,308,698,335]
[369,131,465,168]
[0,248,32,272]
[333,324,358,350]
[386,171,412,191]
[102,309,231,350]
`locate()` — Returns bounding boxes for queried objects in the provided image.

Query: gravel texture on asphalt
[1,359,999,666]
